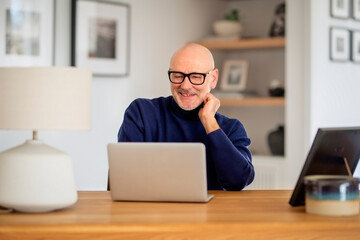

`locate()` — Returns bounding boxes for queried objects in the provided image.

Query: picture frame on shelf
[71,0,130,77]
[351,30,360,63]
[330,0,351,19]
[330,27,350,62]
[220,59,249,92]
[0,0,54,66]
[353,0,360,21]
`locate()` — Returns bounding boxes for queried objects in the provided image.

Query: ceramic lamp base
[0,140,77,212]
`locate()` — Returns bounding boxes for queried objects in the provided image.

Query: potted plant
[213,9,243,38]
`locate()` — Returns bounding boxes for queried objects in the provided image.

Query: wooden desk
[1,190,360,239]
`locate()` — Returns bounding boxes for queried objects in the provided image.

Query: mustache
[177,89,199,95]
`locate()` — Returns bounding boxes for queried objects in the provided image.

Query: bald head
[169,43,215,72]
[168,43,219,111]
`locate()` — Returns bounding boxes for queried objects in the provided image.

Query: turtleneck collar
[170,97,202,121]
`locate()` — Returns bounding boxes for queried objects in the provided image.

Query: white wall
[285,0,360,186]
[284,0,309,188]
[309,0,360,176]
[309,0,360,135]
[0,0,224,190]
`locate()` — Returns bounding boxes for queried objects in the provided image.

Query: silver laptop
[107,142,214,203]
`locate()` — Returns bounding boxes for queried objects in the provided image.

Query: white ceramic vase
[213,20,243,38]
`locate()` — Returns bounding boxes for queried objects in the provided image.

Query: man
[118,43,254,190]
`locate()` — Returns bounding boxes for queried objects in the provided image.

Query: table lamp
[0,67,91,213]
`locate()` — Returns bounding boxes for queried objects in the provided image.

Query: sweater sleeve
[206,126,254,191]
[117,100,145,142]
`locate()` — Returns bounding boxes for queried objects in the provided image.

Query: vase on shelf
[212,9,243,39]
[213,20,243,38]
[267,125,284,156]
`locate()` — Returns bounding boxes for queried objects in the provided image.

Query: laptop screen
[107,142,213,202]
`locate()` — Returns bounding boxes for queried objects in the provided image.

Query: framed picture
[71,0,130,77]
[330,0,351,19]
[0,0,54,66]
[353,0,360,20]
[220,60,249,92]
[330,27,350,62]
[351,30,360,63]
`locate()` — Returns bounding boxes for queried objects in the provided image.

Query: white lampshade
[0,67,92,213]
[0,67,91,130]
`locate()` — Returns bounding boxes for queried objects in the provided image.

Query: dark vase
[268,125,284,155]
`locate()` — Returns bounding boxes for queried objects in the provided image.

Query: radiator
[245,155,285,190]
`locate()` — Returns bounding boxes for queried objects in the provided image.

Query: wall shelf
[219,97,285,107]
[197,37,285,50]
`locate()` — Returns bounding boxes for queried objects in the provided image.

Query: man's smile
[177,89,198,98]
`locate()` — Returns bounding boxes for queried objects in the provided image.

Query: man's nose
[180,76,192,89]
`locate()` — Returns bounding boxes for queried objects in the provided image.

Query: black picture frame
[0,0,55,66]
[330,0,351,19]
[71,0,130,77]
[330,27,351,62]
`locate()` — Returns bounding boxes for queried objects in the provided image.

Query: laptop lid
[289,127,360,206]
[107,142,214,203]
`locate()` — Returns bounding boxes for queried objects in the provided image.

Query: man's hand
[198,93,221,134]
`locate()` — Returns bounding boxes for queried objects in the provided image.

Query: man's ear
[210,68,219,90]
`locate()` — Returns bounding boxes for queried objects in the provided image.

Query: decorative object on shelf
[353,0,360,20]
[330,27,351,62]
[0,67,92,213]
[351,30,360,63]
[219,59,249,92]
[267,125,284,156]
[213,9,243,38]
[71,0,130,77]
[269,79,285,97]
[269,2,285,37]
[330,0,351,19]
[0,0,55,66]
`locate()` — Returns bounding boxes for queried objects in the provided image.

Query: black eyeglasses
[168,70,213,85]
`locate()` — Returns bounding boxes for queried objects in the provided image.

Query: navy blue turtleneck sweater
[117,96,254,190]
